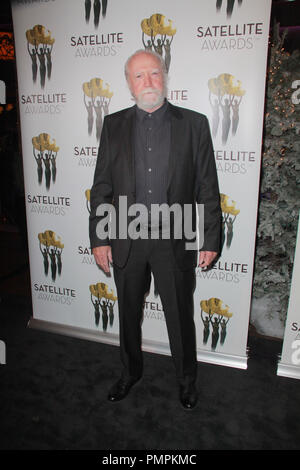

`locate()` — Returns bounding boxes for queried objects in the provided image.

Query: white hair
[125,49,167,79]
[124,49,168,97]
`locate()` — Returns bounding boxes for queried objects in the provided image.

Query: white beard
[135,88,165,111]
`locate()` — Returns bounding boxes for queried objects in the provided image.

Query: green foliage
[253,25,300,324]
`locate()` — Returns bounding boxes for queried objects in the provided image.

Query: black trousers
[113,237,197,386]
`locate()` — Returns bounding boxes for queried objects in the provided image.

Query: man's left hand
[198,250,218,268]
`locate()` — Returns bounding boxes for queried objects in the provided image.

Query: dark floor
[0,225,299,451]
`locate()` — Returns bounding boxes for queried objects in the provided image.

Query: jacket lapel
[123,106,136,194]
[167,103,183,190]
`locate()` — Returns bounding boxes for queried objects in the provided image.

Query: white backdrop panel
[11,0,272,369]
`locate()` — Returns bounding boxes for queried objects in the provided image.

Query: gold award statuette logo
[32,133,59,190]
[82,78,113,141]
[220,193,240,250]
[200,297,233,350]
[85,0,108,28]
[208,73,245,144]
[26,25,55,88]
[38,230,64,282]
[141,13,176,73]
[89,282,117,331]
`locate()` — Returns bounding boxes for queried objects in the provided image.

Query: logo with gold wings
[84,0,108,28]
[141,13,176,73]
[200,297,233,350]
[32,133,59,190]
[208,73,246,144]
[82,78,113,141]
[89,282,117,331]
[26,25,55,88]
[220,194,240,250]
[38,230,64,282]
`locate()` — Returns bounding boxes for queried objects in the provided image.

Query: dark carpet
[0,230,300,451]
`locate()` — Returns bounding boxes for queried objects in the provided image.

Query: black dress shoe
[179,382,198,410]
[107,377,140,402]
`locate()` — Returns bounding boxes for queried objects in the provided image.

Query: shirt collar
[135,99,169,123]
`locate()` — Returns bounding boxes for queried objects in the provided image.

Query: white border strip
[28,317,248,369]
[277,362,300,380]
[28,317,120,347]
[197,349,248,370]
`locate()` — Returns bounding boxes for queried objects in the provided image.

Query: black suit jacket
[89,102,221,270]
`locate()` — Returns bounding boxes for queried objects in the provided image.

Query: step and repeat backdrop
[277,212,300,380]
[12,0,272,369]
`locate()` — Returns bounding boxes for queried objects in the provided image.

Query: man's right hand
[92,246,113,274]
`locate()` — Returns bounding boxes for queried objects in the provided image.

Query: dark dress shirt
[134,100,170,227]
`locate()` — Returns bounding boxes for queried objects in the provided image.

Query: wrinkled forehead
[127,53,162,76]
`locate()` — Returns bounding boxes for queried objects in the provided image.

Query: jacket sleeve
[89,117,113,249]
[195,115,222,253]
